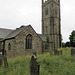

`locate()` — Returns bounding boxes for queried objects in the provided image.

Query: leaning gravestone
[30,55,40,75]
[0,54,8,68]
[71,48,75,56]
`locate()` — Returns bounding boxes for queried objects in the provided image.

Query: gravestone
[54,49,62,55]
[0,54,8,68]
[71,48,75,56]
[33,51,37,57]
[0,56,2,66]
[33,51,37,60]
[54,49,58,55]
[30,55,40,75]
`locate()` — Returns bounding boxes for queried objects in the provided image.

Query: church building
[0,0,61,57]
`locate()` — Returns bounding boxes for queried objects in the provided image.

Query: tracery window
[45,8,48,15]
[8,43,11,50]
[26,34,32,49]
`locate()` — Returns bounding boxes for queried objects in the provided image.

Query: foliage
[62,42,66,47]
[65,42,70,47]
[62,42,70,47]
[0,48,75,75]
[69,30,75,47]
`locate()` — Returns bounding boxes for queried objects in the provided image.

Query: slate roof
[4,25,28,40]
[38,34,47,42]
[38,34,53,42]
[0,25,53,42]
[0,28,13,40]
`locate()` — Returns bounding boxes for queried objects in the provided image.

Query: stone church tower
[42,0,61,48]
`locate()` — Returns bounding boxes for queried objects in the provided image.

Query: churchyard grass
[0,47,75,75]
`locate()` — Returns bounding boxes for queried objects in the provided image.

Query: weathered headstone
[0,56,3,67]
[3,55,8,68]
[71,48,75,56]
[59,50,62,55]
[33,52,37,60]
[33,51,37,57]
[0,54,8,68]
[54,49,62,55]
[30,55,40,75]
[54,49,58,55]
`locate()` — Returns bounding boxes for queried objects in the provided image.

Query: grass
[0,48,75,75]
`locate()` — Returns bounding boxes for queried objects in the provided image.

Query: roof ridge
[4,25,29,40]
[0,28,13,30]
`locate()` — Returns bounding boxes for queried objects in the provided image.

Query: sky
[0,0,75,42]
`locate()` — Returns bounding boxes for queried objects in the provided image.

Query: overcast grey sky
[0,0,75,42]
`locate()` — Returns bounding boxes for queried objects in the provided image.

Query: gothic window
[50,17,54,26]
[50,8,54,17]
[45,8,48,15]
[50,17,54,34]
[55,7,57,18]
[26,34,32,49]
[8,43,11,50]
[51,3,53,7]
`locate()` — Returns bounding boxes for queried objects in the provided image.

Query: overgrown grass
[0,48,75,75]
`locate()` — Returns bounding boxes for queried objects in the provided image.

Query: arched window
[50,17,54,26]
[26,34,32,49]
[55,7,57,18]
[8,43,11,50]
[45,8,48,15]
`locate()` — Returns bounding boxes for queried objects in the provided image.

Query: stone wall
[14,26,42,57]
[5,39,15,57]
[4,26,42,57]
[42,0,61,48]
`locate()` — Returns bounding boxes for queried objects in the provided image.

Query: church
[0,0,61,57]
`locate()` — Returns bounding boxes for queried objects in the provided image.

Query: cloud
[0,0,75,42]
[61,0,75,42]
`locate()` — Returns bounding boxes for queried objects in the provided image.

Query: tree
[69,30,75,47]
[62,42,70,47]
[65,42,70,47]
[62,42,66,47]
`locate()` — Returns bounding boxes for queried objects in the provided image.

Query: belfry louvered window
[26,34,32,49]
[55,7,57,18]
[45,8,48,15]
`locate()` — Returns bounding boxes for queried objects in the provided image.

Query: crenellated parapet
[42,0,59,6]
[42,0,52,6]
